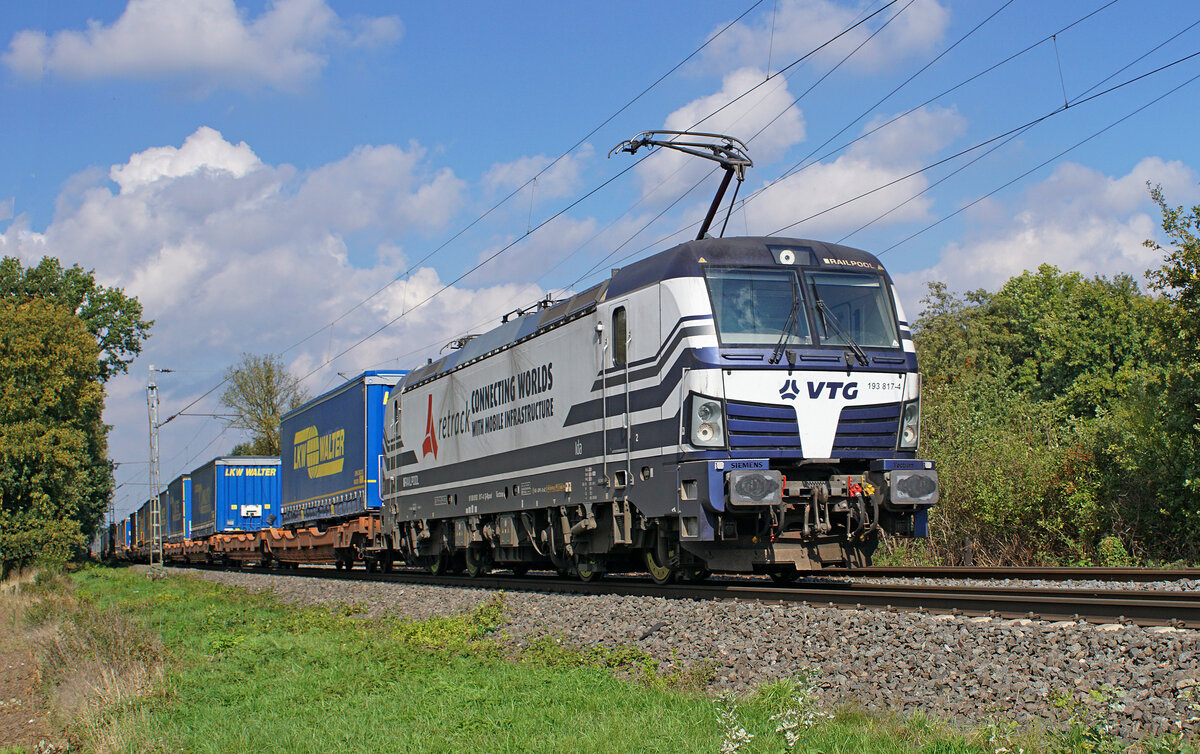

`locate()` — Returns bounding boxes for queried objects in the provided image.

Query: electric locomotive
[378,132,937,582]
[378,235,936,581]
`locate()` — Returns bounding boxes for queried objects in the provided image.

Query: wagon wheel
[680,566,711,583]
[464,544,491,578]
[644,548,676,586]
[574,555,604,583]
[509,564,530,577]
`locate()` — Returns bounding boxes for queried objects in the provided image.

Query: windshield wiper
[770,274,801,365]
[810,281,869,367]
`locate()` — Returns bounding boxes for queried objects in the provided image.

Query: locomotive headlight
[690,396,725,448]
[898,399,921,450]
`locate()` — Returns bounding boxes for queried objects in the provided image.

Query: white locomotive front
[379,236,937,581]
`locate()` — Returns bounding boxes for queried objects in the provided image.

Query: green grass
[54,567,997,753]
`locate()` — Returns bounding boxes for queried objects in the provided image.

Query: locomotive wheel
[464,545,491,578]
[427,551,451,576]
[644,549,676,585]
[574,556,603,583]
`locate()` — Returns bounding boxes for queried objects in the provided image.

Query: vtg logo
[779,379,859,400]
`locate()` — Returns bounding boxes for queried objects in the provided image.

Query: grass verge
[15,565,1188,753]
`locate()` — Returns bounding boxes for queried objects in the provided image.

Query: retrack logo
[422,394,438,459]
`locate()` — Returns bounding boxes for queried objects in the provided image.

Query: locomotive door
[600,290,659,482]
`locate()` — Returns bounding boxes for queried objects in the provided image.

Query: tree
[220,353,309,456]
[1091,185,1200,561]
[0,256,152,382]
[0,299,110,573]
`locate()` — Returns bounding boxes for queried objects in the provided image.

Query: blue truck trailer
[189,456,281,538]
[166,474,192,542]
[280,371,406,527]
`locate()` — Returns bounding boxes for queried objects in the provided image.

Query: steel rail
[173,564,1200,629]
[817,566,1200,581]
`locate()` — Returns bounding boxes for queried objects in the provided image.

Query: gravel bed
[162,567,1200,743]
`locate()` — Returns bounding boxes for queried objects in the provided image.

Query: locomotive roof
[400,236,891,389]
[606,236,889,299]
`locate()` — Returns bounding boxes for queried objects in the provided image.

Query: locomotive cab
[661,239,938,573]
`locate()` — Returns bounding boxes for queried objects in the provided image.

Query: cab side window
[612,307,627,367]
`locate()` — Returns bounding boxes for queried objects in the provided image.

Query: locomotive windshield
[807,272,899,348]
[705,268,812,346]
[705,267,900,349]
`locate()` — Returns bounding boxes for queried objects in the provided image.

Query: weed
[714,691,754,753]
[1051,684,1127,752]
[977,716,1024,754]
[767,669,834,749]
[392,594,507,654]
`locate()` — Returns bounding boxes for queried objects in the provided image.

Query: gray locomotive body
[380,236,937,580]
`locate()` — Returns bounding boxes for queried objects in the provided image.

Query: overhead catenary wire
[152,1,765,426]
[579,40,1200,289]
[767,48,1200,237]
[877,68,1200,257]
[836,10,1200,245]
[564,0,1029,290]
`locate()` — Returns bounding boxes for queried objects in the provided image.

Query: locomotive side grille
[725,400,802,451]
[833,402,901,458]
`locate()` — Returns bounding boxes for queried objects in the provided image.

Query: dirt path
[0,579,60,753]
[0,642,57,752]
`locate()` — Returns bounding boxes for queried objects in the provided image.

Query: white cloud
[483,144,594,203]
[892,157,1200,310]
[743,106,966,237]
[472,215,601,286]
[704,0,949,75]
[0,127,526,488]
[110,126,261,192]
[2,0,401,91]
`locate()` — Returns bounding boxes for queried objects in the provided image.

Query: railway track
[175,563,1200,629]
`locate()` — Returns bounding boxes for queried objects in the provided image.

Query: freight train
[113,237,937,582]
[110,133,937,580]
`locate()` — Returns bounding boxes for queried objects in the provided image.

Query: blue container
[166,474,192,542]
[189,456,282,538]
[137,500,152,546]
[121,518,132,549]
[280,371,405,526]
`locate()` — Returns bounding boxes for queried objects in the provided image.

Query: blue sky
[2,1,1198,519]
